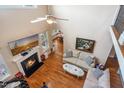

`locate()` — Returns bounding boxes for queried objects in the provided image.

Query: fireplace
[21,53,43,77]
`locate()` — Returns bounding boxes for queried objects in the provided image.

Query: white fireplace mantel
[12,46,42,75]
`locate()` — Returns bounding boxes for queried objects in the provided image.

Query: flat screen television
[8,34,39,56]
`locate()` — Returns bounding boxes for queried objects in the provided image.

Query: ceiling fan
[30,15,69,24]
[30,6,68,24]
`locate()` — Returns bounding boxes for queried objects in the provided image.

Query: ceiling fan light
[46,19,53,24]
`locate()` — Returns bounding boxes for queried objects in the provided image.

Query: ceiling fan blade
[56,18,69,21]
[37,17,47,20]
[51,16,69,21]
[30,17,47,23]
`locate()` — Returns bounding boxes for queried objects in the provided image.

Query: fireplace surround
[12,46,43,77]
[21,53,43,77]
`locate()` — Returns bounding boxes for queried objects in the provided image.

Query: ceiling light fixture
[46,19,54,24]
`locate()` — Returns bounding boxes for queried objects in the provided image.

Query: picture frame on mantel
[75,37,95,53]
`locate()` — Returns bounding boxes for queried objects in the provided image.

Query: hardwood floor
[25,38,123,88]
[25,38,86,88]
[105,57,123,88]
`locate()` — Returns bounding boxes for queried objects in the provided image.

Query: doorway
[51,29,64,56]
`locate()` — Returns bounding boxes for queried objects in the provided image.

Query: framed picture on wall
[75,37,95,53]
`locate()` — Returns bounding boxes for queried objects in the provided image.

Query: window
[0,54,10,81]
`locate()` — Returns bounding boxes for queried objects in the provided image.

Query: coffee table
[63,63,84,78]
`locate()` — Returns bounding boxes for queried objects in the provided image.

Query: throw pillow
[93,68,103,79]
[64,50,73,58]
[79,52,89,60]
[84,56,93,66]
[72,50,80,58]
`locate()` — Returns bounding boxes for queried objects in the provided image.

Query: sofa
[83,68,110,88]
[63,49,96,71]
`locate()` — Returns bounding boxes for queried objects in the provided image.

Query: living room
[0,5,124,89]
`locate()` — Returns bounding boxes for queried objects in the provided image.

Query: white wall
[51,5,118,65]
[0,5,49,76]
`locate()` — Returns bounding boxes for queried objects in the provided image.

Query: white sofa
[83,68,110,88]
[63,50,95,71]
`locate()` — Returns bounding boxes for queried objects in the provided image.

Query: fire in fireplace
[21,53,43,77]
[26,59,36,70]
